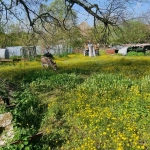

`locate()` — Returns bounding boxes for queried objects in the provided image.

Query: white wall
[6,46,22,56]
[0,49,9,59]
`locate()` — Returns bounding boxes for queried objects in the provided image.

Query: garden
[0,53,150,150]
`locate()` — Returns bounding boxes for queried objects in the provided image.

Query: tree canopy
[1,0,149,29]
[0,0,150,45]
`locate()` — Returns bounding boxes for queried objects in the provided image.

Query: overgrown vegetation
[0,54,150,149]
[127,52,145,56]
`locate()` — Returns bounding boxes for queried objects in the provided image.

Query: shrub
[127,51,144,56]
[145,52,150,56]
[137,52,145,56]
[57,52,69,58]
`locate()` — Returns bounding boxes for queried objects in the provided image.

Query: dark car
[143,45,150,53]
[127,44,150,54]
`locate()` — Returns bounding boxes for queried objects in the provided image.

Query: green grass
[0,54,150,150]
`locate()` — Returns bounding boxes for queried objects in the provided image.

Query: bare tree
[139,9,150,25]
[65,0,150,43]
[0,0,149,43]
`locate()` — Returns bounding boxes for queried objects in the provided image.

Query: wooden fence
[0,58,22,64]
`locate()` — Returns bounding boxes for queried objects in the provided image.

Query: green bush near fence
[127,51,145,56]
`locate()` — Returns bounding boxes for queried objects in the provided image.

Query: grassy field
[0,54,150,150]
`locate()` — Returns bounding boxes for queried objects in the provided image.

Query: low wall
[106,49,116,54]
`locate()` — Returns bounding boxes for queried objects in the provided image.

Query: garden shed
[6,46,22,57]
[0,49,9,59]
[20,46,36,58]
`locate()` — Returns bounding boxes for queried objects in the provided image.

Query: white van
[118,47,128,55]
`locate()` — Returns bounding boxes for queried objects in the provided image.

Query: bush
[57,52,69,58]
[127,51,145,56]
[10,56,22,59]
[145,52,150,56]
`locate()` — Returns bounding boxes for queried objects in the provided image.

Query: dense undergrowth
[0,54,150,150]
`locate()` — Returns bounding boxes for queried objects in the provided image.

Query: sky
[129,2,149,16]
[2,0,150,27]
[45,0,150,26]
[71,1,150,26]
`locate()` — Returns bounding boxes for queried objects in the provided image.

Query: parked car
[118,46,129,55]
[127,44,150,53]
[118,44,150,55]
[140,45,150,53]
